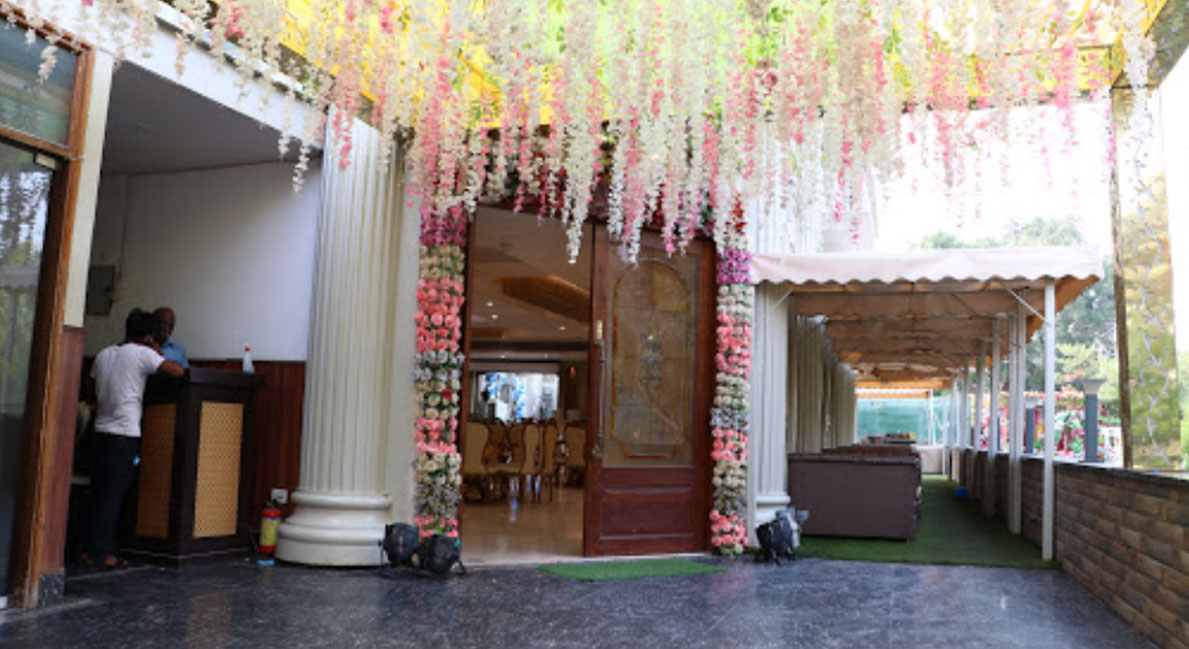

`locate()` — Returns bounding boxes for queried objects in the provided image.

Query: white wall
[84,161,321,360]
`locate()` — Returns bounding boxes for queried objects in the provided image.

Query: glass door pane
[0,139,52,595]
[605,255,699,466]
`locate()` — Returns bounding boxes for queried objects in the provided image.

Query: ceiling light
[491,314,499,320]
[559,326,567,331]
[486,301,494,307]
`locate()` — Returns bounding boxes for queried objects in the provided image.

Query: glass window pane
[0,25,77,146]
[0,139,52,594]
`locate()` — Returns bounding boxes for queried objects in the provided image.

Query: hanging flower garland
[19,0,1154,261]
[411,205,468,540]
[709,226,752,556]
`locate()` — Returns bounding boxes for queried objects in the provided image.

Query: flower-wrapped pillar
[710,228,752,555]
[276,116,406,566]
[411,206,467,540]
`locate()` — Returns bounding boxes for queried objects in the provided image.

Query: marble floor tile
[0,557,1156,649]
[460,486,584,565]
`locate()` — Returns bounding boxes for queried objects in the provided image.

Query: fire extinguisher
[259,501,282,555]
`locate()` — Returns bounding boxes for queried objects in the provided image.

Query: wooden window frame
[4,10,93,608]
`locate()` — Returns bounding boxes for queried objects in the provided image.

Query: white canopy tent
[754,246,1103,560]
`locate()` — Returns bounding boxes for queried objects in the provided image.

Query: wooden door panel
[583,226,714,556]
[599,489,697,536]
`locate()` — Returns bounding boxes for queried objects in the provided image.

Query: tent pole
[1043,279,1056,560]
[987,318,1002,516]
[948,375,958,478]
[990,317,1002,457]
[1012,304,1028,534]
[1008,313,1022,534]
[928,390,936,445]
[975,348,986,452]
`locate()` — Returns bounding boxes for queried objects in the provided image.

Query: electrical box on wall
[85,265,115,316]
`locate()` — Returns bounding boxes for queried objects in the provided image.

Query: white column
[955,363,965,480]
[1010,309,1026,534]
[927,391,936,445]
[989,318,1002,456]
[1042,280,1056,560]
[748,285,792,533]
[786,314,800,453]
[986,317,1002,516]
[1006,314,1019,533]
[947,376,958,478]
[277,117,406,566]
[975,351,986,450]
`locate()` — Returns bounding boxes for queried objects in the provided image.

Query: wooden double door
[581,226,714,556]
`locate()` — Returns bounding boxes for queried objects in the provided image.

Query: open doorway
[460,208,717,562]
[68,61,317,571]
[459,208,591,565]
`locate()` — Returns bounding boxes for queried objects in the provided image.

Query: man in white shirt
[83,309,184,568]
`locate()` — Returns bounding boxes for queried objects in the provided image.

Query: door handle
[593,319,607,459]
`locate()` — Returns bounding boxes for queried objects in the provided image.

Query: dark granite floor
[0,557,1156,649]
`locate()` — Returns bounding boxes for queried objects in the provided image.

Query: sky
[871,59,1189,354]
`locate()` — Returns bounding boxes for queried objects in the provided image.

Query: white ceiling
[102,63,308,174]
[470,207,591,348]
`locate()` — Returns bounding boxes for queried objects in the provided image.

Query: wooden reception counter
[123,368,263,565]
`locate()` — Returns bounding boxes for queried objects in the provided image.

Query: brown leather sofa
[824,444,923,486]
[787,453,920,540]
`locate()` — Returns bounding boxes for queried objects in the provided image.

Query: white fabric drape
[786,316,855,453]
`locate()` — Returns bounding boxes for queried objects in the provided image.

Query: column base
[755,491,792,526]
[276,491,390,566]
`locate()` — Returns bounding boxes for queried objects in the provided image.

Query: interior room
[460,207,591,565]
[69,61,320,568]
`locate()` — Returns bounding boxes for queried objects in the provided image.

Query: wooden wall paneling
[189,361,304,515]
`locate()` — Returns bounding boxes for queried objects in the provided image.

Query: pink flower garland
[709,223,752,556]
[412,206,468,540]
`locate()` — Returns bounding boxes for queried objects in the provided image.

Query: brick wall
[1053,464,1189,649]
[961,453,1188,649]
[994,453,1009,522]
[1020,457,1043,546]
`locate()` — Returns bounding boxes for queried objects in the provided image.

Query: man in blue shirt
[153,306,189,368]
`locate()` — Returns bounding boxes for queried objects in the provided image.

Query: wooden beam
[826,318,998,340]
[842,350,965,367]
[856,378,947,391]
[833,337,987,356]
[794,292,1033,320]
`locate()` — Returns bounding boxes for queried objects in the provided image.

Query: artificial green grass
[797,475,1058,570]
[540,558,726,581]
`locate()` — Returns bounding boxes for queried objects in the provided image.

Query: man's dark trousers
[84,432,139,560]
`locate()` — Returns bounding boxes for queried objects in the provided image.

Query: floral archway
[27,0,1162,554]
